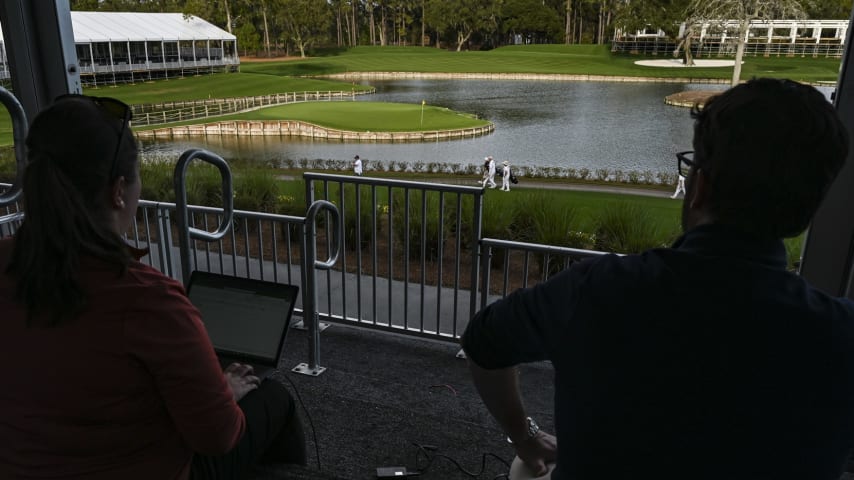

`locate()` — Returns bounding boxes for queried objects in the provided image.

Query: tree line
[71,0,851,58]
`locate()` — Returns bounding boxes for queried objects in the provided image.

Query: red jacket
[0,238,245,479]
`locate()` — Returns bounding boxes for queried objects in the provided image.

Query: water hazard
[139,79,831,174]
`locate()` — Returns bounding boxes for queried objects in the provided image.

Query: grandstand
[0,11,238,86]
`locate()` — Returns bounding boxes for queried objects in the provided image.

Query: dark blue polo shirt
[462,224,854,480]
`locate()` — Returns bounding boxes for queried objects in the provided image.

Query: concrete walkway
[280,174,676,199]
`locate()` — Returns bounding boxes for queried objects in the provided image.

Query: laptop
[186,271,299,379]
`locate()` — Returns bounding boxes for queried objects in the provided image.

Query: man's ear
[687,169,710,211]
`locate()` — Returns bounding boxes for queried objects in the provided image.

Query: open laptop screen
[186,271,299,362]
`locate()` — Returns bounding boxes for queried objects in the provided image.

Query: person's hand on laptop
[223,363,261,402]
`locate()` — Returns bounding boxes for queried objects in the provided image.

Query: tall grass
[139,160,305,215]
[318,183,377,251]
[390,190,449,261]
[594,202,675,254]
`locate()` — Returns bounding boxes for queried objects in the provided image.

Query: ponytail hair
[7,96,138,326]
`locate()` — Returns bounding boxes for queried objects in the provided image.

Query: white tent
[0,11,238,83]
[70,12,236,43]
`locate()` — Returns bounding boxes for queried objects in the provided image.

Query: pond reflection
[139,80,830,174]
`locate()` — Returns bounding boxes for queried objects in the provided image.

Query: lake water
[138,79,831,174]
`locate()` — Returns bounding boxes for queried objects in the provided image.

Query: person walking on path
[353,155,363,176]
[501,161,512,191]
[482,156,497,189]
[671,172,686,198]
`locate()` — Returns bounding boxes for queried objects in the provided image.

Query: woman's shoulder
[124,261,188,298]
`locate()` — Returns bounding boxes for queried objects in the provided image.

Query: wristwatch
[507,416,540,444]
[526,416,540,438]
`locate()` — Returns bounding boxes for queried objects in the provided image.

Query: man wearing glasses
[462,78,854,480]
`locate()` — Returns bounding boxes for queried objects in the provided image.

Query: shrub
[185,164,226,206]
[626,170,641,184]
[507,192,549,242]
[140,159,176,202]
[595,168,609,181]
[594,202,666,254]
[390,189,447,261]
[642,170,656,184]
[578,168,591,180]
[275,180,306,216]
[657,171,676,185]
[322,183,376,251]
[565,168,577,180]
[522,195,591,277]
[233,169,280,212]
[280,158,295,169]
[0,146,16,184]
[481,193,516,240]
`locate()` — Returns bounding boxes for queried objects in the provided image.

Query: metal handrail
[0,87,28,210]
[294,199,341,377]
[173,148,234,285]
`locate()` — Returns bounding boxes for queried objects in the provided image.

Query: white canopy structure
[613,18,849,57]
[0,11,238,84]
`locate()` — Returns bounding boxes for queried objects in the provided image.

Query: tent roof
[70,12,235,42]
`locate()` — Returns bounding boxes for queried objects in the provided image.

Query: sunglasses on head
[54,94,132,180]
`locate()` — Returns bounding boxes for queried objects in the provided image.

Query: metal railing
[77,57,240,76]
[304,172,484,340]
[479,238,614,307]
[131,89,376,127]
[612,38,845,57]
[0,86,28,220]
[2,173,623,369]
[129,195,340,375]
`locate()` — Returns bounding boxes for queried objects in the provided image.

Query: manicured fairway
[241,45,842,84]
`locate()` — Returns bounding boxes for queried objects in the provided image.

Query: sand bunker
[634,59,737,68]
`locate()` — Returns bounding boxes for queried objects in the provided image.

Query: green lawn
[241,45,843,84]
[138,101,490,132]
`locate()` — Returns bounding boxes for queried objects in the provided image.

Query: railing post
[469,190,484,326]
[292,199,341,377]
[173,149,234,286]
[156,206,174,277]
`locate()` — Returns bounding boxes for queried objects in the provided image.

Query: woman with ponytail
[0,96,305,479]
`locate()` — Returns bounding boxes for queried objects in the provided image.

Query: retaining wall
[135,120,495,142]
[322,71,733,84]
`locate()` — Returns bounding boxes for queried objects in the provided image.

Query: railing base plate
[291,320,331,332]
[292,363,327,376]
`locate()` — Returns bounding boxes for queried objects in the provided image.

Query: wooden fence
[131,89,376,127]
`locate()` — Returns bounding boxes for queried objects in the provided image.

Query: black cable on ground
[410,441,511,478]
[281,373,322,471]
